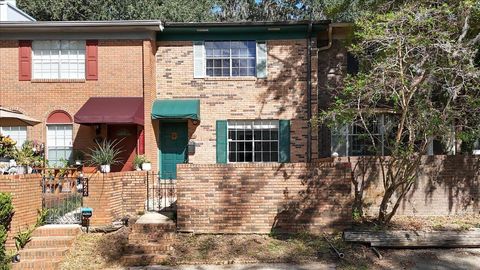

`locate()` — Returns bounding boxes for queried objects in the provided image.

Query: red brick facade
[0,39,156,158]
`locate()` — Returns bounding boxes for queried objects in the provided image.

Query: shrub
[0,193,13,229]
[0,192,13,269]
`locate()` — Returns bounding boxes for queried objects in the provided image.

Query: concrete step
[19,247,69,260]
[121,254,169,266]
[32,224,82,237]
[25,236,76,249]
[12,259,61,270]
[127,243,172,254]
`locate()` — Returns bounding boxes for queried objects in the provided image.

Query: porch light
[192,119,200,126]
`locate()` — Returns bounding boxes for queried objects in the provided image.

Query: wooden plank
[344,229,480,248]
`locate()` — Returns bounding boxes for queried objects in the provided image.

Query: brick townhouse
[145,21,352,178]
[0,21,160,171]
[1,19,352,176]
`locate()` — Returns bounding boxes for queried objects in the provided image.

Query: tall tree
[17,0,215,21]
[317,0,480,224]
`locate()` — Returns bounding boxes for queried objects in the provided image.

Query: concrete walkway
[129,263,336,270]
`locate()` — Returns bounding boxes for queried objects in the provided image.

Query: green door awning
[151,99,200,121]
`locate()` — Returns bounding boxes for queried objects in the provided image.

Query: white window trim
[227,120,279,163]
[46,123,73,166]
[204,41,257,78]
[32,40,86,80]
[0,126,27,148]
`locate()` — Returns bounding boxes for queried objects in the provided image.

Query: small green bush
[14,227,33,251]
[0,193,13,229]
[0,192,13,269]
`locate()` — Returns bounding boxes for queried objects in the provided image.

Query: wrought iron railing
[41,170,86,224]
[146,172,176,212]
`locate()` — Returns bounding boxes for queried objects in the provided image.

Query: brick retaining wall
[0,174,42,249]
[83,171,147,226]
[353,155,480,217]
[176,162,353,233]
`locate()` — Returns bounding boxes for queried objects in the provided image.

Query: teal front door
[160,122,188,179]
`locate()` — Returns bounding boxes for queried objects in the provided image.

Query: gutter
[0,20,163,31]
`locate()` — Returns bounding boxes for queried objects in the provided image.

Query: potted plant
[141,157,152,171]
[86,139,123,173]
[133,155,145,171]
[14,142,35,174]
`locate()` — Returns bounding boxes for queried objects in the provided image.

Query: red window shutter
[18,40,32,81]
[86,40,98,80]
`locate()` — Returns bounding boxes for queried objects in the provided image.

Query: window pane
[205,41,256,77]
[32,40,85,80]
[227,120,279,163]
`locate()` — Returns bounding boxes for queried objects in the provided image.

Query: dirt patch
[60,227,129,270]
[60,229,372,269]
[166,233,374,269]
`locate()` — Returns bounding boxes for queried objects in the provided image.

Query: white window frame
[331,115,386,157]
[46,124,73,166]
[32,40,86,80]
[227,120,279,163]
[0,126,27,148]
[205,41,257,77]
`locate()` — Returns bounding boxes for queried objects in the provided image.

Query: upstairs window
[32,40,86,80]
[205,41,256,77]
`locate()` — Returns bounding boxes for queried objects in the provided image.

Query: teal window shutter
[193,41,205,78]
[279,120,290,163]
[216,120,227,163]
[256,41,267,78]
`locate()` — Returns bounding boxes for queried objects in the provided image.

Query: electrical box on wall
[188,140,195,155]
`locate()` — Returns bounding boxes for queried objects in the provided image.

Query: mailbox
[81,207,93,218]
[81,207,93,232]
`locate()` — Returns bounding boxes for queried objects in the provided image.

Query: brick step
[131,224,176,234]
[126,243,172,254]
[121,254,169,266]
[12,259,61,270]
[33,225,82,237]
[128,232,175,241]
[25,236,76,249]
[19,247,69,260]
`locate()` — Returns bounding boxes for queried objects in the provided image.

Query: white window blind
[47,124,73,166]
[32,40,86,80]
[0,126,27,148]
[227,120,279,162]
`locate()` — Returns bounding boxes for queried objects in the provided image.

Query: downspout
[317,23,333,157]
[306,22,313,163]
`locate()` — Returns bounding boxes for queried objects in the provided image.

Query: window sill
[31,79,86,83]
[203,76,258,81]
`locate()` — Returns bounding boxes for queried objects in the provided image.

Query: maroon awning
[74,97,144,125]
